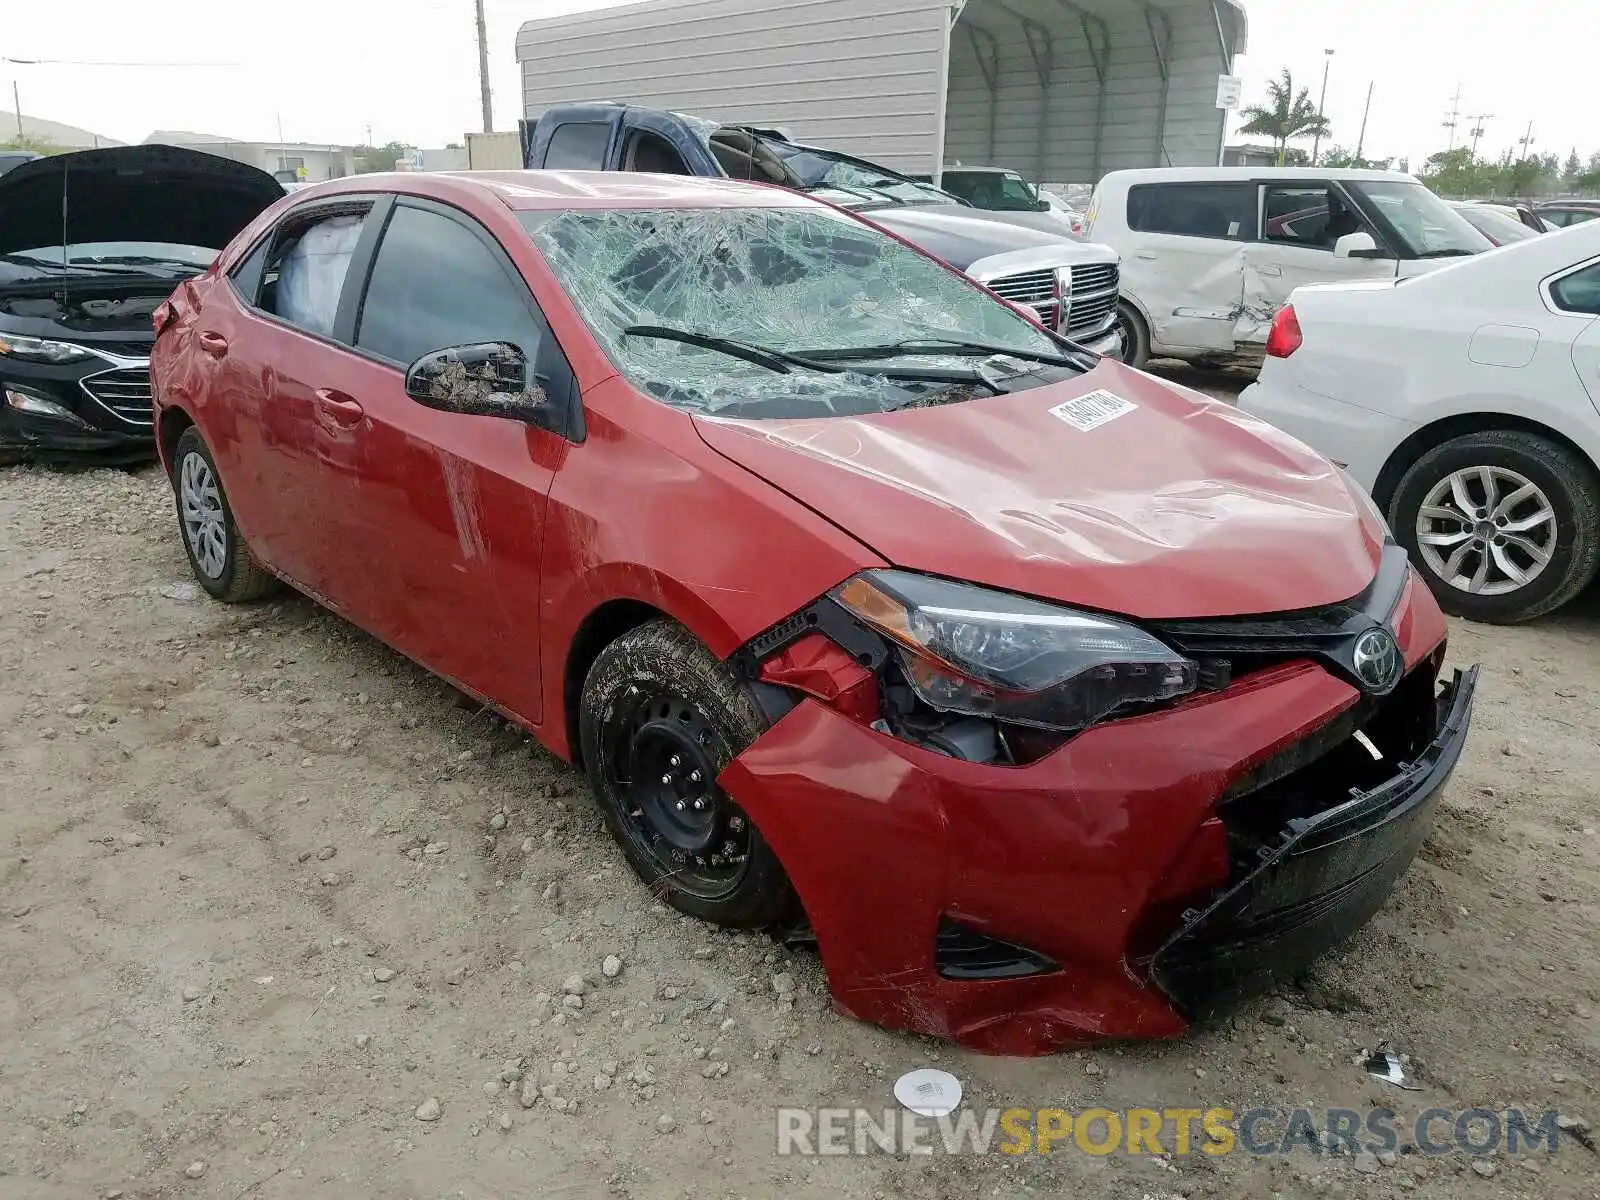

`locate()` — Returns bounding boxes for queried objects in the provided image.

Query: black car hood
[0,144,284,256]
[863,205,1069,270]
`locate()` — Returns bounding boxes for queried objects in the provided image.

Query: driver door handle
[314,388,365,428]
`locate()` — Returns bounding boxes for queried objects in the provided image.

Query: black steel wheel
[578,620,798,928]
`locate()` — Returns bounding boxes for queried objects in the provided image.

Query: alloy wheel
[179,451,228,579]
[1415,465,1556,597]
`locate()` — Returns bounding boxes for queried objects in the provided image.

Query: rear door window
[544,122,612,169]
[354,203,547,367]
[1551,263,1600,316]
[234,204,374,340]
[1126,183,1256,241]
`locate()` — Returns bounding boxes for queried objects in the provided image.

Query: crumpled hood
[0,144,284,256]
[693,361,1386,620]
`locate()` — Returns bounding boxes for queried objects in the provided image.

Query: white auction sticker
[1048,389,1137,432]
[893,1068,963,1117]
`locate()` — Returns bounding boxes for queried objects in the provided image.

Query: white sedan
[1240,221,1600,623]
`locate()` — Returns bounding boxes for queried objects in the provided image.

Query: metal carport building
[515,0,1248,187]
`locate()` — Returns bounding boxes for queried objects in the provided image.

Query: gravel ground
[1,451,1597,1200]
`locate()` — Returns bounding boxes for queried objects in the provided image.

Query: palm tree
[1237,70,1332,166]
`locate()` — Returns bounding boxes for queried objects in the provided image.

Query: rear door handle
[314,387,365,428]
[197,330,229,358]
[1256,265,1283,278]
[1135,251,1158,260]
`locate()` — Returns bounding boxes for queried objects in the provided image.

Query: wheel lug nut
[661,773,673,785]
[675,800,686,811]
[693,799,706,811]
[669,755,681,768]
[689,770,703,783]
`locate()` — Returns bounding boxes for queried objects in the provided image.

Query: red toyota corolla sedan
[150,171,1476,1055]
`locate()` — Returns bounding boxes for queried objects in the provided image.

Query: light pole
[1311,48,1334,165]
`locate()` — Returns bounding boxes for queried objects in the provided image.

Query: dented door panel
[1127,237,1246,355]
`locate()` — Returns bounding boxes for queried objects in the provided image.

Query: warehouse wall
[945,0,1238,187]
[516,0,950,169]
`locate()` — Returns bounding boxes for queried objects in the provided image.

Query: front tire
[1114,301,1150,369]
[1391,430,1600,623]
[170,427,279,603]
[578,620,798,929]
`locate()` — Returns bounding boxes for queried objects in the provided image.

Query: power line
[3,55,242,68]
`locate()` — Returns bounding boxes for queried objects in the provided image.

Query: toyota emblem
[1351,627,1403,694]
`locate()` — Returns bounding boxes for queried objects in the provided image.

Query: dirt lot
[2,449,1598,1200]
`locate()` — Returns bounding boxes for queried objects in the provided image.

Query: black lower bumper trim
[1152,666,1478,1018]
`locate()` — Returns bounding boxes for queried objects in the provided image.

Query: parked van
[1085,168,1493,368]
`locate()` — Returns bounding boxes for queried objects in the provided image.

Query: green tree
[1321,145,1394,170]
[1237,69,1332,166]
[1563,150,1583,188]
[352,141,413,173]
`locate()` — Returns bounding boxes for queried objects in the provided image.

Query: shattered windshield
[522,205,1064,418]
[767,145,959,207]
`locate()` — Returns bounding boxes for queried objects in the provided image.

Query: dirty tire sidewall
[579,619,799,930]
[1391,430,1600,624]
[1115,301,1150,369]
[171,427,278,604]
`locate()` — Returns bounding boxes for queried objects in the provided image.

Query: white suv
[1085,168,1493,369]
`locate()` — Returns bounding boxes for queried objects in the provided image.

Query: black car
[0,145,283,463]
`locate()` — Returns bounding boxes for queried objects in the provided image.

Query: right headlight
[832,570,1197,733]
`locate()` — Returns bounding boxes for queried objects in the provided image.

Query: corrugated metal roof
[515,0,1250,181]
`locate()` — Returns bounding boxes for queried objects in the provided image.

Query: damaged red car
[150,172,1476,1055]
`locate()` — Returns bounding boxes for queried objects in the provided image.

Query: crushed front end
[716,545,1475,1054]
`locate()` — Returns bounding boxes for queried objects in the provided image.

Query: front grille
[96,341,154,359]
[81,367,153,427]
[1066,262,1120,338]
[985,268,1061,331]
[985,268,1056,303]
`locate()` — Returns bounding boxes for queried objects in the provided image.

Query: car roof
[288,169,815,212]
[1099,166,1421,186]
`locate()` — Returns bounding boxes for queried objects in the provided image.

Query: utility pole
[1355,81,1374,162]
[1468,114,1494,159]
[1518,121,1535,160]
[1443,84,1463,150]
[475,0,494,133]
[12,80,22,139]
[1311,48,1334,165]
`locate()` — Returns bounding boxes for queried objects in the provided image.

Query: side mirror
[1034,199,1052,213]
[404,342,549,422]
[1334,231,1385,259]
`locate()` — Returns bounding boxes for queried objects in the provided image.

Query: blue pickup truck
[519,103,1123,357]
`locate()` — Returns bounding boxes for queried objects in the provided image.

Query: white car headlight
[0,333,94,365]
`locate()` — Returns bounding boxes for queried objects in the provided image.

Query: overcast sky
[4,0,1594,169]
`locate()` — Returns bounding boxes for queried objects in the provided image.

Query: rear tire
[1390,430,1600,623]
[1114,301,1150,369]
[578,619,798,930]
[170,427,279,603]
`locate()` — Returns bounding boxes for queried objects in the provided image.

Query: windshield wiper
[1418,248,1475,258]
[92,255,209,272]
[795,337,1094,371]
[623,325,994,386]
[0,253,149,276]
